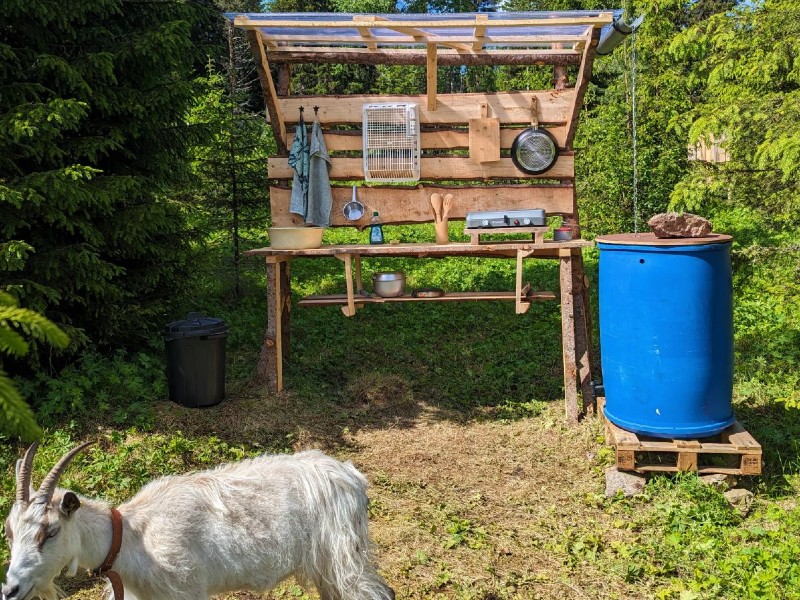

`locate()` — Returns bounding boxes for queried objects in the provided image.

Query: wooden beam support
[247,30,287,155]
[564,27,601,150]
[427,43,437,111]
[354,15,378,50]
[473,14,488,51]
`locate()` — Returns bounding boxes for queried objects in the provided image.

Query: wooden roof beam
[252,33,590,47]
[265,48,583,67]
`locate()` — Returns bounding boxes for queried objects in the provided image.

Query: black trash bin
[164,312,229,408]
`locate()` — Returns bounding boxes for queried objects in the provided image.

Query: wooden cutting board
[469,102,500,163]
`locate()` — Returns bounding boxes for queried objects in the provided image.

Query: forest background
[1,0,799,597]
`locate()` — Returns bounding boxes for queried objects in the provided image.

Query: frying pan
[510,97,558,175]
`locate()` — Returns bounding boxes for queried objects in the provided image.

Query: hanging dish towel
[288,119,309,219]
[305,117,333,227]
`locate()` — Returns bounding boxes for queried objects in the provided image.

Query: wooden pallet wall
[270,90,577,227]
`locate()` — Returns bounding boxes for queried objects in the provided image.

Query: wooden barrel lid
[595,232,732,246]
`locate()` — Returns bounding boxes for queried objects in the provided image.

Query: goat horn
[35,441,94,503]
[16,442,39,505]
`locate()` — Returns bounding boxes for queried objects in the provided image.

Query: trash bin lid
[164,312,229,339]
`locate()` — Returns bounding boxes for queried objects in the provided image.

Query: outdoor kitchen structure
[236,10,625,423]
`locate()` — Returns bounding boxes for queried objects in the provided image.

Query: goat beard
[31,582,66,600]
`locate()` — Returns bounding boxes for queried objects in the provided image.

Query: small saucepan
[343,185,365,221]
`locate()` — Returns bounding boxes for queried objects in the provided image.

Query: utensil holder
[434,220,449,244]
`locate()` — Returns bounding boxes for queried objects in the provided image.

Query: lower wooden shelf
[299,290,556,307]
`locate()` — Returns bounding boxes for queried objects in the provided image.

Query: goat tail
[297,452,394,600]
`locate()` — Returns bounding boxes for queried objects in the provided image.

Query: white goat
[3,442,395,600]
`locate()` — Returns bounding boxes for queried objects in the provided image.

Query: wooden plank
[427,43,437,111]
[276,91,575,126]
[298,290,556,306]
[266,47,582,67]
[269,184,577,227]
[247,30,287,155]
[289,126,569,153]
[268,155,574,181]
[245,239,592,259]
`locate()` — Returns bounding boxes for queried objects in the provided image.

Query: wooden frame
[236,11,613,423]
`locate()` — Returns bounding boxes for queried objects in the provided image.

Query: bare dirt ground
[69,382,650,600]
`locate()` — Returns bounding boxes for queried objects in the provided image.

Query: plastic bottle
[369,211,384,244]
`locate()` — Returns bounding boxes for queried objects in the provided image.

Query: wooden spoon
[429,193,443,222]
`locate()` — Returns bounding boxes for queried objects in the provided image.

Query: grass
[4,226,800,599]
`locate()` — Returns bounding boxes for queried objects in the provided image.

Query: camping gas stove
[465,209,547,229]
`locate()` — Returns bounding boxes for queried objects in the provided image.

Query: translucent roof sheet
[231,11,621,52]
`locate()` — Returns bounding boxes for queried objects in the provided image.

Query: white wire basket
[362,103,421,182]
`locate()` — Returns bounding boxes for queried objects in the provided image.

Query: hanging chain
[631,27,639,234]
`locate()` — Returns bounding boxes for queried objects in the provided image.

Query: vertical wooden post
[560,249,579,423]
[572,253,594,416]
[426,43,438,111]
[280,260,292,362]
[258,257,291,393]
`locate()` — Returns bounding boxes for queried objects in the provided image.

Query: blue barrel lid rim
[164,312,229,339]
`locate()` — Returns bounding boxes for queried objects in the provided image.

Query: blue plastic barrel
[597,233,734,438]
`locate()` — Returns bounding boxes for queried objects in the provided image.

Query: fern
[0,291,69,440]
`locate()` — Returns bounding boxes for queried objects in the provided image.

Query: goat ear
[59,492,81,517]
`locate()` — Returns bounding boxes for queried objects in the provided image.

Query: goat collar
[91,507,124,600]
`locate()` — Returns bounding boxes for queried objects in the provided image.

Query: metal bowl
[372,271,406,298]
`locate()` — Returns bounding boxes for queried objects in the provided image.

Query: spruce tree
[0,0,220,348]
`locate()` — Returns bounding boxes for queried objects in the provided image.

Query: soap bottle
[369,211,384,244]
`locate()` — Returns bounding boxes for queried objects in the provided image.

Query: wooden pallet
[599,398,762,476]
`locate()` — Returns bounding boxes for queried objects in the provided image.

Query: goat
[3,442,395,600]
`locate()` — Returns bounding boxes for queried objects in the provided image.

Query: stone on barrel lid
[648,212,712,238]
